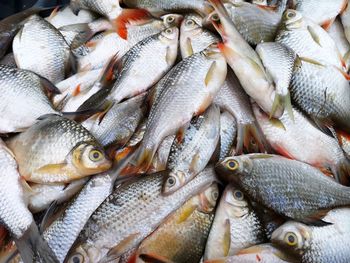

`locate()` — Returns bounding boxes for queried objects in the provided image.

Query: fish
[7,114,111,184]
[163,105,220,195]
[82,93,146,148]
[134,184,218,263]
[216,154,350,224]
[272,208,350,263]
[219,111,237,160]
[208,0,283,118]
[222,0,285,45]
[275,9,344,69]
[132,44,227,171]
[25,178,88,213]
[253,104,350,184]
[180,13,220,58]
[0,64,59,133]
[290,58,350,133]
[292,0,347,30]
[204,185,266,260]
[65,166,217,262]
[70,0,122,19]
[79,26,179,111]
[13,15,72,84]
[255,42,296,119]
[214,69,268,154]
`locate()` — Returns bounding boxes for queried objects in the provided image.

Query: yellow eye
[167,16,175,23]
[165,28,173,34]
[185,19,195,27]
[226,160,239,170]
[284,232,298,246]
[89,150,103,161]
[212,189,219,201]
[286,11,296,19]
[69,253,84,263]
[233,190,244,201]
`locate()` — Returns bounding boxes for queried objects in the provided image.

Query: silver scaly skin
[219,111,237,160]
[70,0,122,19]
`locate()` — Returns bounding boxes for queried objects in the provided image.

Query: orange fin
[139,253,174,263]
[274,145,294,160]
[257,5,277,11]
[47,6,59,20]
[321,18,335,31]
[114,9,150,40]
[85,40,98,48]
[189,153,200,174]
[236,122,269,154]
[72,84,81,97]
[176,204,197,223]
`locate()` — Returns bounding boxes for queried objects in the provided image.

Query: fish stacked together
[1,0,350,262]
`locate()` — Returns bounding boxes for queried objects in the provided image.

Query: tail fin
[236,121,270,154]
[14,222,58,263]
[334,159,350,185]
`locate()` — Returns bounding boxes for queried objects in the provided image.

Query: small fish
[208,0,283,118]
[135,184,218,263]
[7,115,111,184]
[256,42,296,119]
[70,0,122,19]
[219,111,237,160]
[217,154,350,224]
[132,44,227,171]
[272,208,350,263]
[204,185,266,260]
[214,69,268,154]
[0,64,59,133]
[65,166,217,262]
[180,13,220,58]
[13,15,72,84]
[163,105,220,195]
[292,0,347,30]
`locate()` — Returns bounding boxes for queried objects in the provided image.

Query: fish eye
[89,150,103,161]
[286,11,296,19]
[211,14,220,22]
[69,253,84,263]
[185,19,195,27]
[166,16,175,23]
[165,28,173,34]
[226,159,239,170]
[212,189,219,200]
[284,232,298,246]
[166,176,176,187]
[233,190,244,201]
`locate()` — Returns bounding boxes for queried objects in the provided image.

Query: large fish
[7,115,111,184]
[217,154,350,224]
[65,167,217,262]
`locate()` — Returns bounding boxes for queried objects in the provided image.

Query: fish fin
[205,61,217,86]
[102,233,141,262]
[268,118,286,131]
[39,201,58,233]
[223,219,231,257]
[14,222,58,263]
[337,68,350,80]
[126,252,138,263]
[307,25,321,46]
[321,18,335,31]
[101,53,121,85]
[35,163,68,175]
[139,253,174,263]
[271,92,294,121]
[208,0,230,16]
[130,144,158,173]
[248,153,275,159]
[39,76,61,95]
[184,37,194,57]
[195,96,213,116]
[92,100,114,124]
[274,144,295,160]
[37,113,61,121]
[85,40,98,48]
[165,46,173,66]
[334,159,350,185]
[72,84,81,96]
[299,57,324,66]
[46,6,59,20]
[301,210,333,226]
[176,204,197,223]
[114,9,150,40]
[236,121,269,154]
[310,116,334,137]
[20,178,34,194]
[189,153,200,174]
[175,123,189,144]
[217,42,232,57]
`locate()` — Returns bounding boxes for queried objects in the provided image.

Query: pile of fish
[2,0,350,262]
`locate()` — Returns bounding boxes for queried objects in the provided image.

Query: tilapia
[132,45,226,171]
[7,115,111,184]
[256,42,296,119]
[290,58,350,133]
[292,0,347,30]
[216,154,350,224]
[65,167,217,262]
[214,69,268,154]
[204,185,266,260]
[163,105,220,195]
[13,15,71,84]
[180,13,219,58]
[0,64,58,133]
[70,0,122,19]
[275,9,344,69]
[135,184,218,263]
[272,208,350,263]
[208,0,283,118]
[219,111,237,160]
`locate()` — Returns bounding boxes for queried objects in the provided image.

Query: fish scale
[219,111,237,160]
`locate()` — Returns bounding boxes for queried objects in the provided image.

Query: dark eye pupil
[288,235,295,243]
[93,152,100,159]
[168,177,175,185]
[288,13,295,18]
[229,161,236,168]
[72,256,80,263]
[235,191,242,198]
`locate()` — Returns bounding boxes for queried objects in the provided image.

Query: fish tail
[236,121,269,154]
[14,222,58,263]
[270,92,294,121]
[334,159,350,185]
[130,143,157,173]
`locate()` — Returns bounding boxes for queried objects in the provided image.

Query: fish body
[272,208,350,263]
[65,167,217,262]
[46,6,97,28]
[219,111,237,160]
[217,154,350,222]
[135,184,218,263]
[204,185,266,260]
[163,105,220,195]
[0,65,58,133]
[70,0,122,19]
[7,115,111,184]
[13,15,71,84]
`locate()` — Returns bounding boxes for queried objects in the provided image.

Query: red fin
[114,9,150,40]
[322,18,335,31]
[72,84,81,97]
[127,252,138,263]
[274,145,294,160]
[337,68,350,80]
[85,40,97,48]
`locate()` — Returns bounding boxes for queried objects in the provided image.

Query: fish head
[180,15,202,36]
[161,14,183,28]
[223,185,250,217]
[198,183,219,213]
[281,9,304,30]
[162,170,187,195]
[71,142,112,175]
[66,244,91,263]
[159,26,180,46]
[215,155,253,183]
[271,221,311,257]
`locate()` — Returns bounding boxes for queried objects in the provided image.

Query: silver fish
[219,111,237,160]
